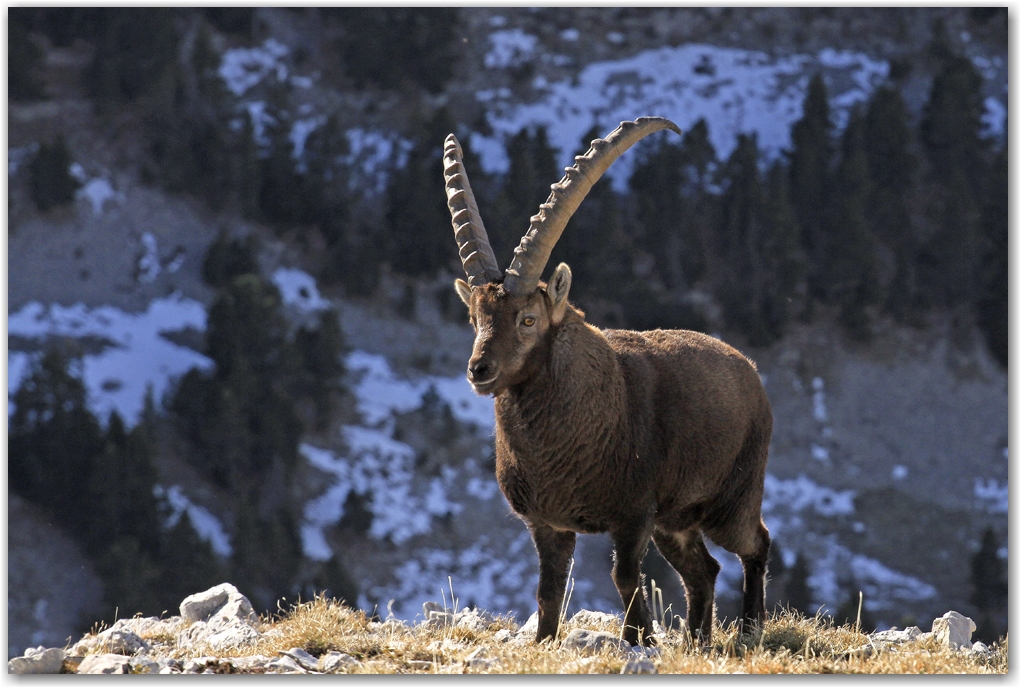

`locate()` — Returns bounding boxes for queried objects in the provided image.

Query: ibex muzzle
[446,118,773,648]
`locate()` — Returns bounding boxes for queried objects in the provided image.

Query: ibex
[444,117,772,647]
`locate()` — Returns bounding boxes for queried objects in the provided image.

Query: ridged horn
[444,133,501,286]
[502,116,682,295]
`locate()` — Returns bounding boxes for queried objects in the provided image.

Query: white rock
[871,626,923,644]
[266,655,305,673]
[561,629,631,655]
[931,611,976,650]
[280,648,321,672]
[517,612,539,635]
[8,646,65,674]
[71,628,150,656]
[180,582,256,626]
[464,647,501,670]
[319,651,358,672]
[129,655,159,674]
[621,655,657,674]
[492,629,513,643]
[77,653,132,674]
[570,610,619,627]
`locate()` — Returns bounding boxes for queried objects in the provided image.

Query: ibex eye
[522,316,536,327]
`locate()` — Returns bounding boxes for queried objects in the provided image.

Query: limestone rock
[129,655,160,674]
[871,626,923,644]
[570,610,620,628]
[561,628,631,655]
[621,655,657,674]
[931,611,976,650]
[70,628,150,656]
[517,612,539,636]
[319,651,359,673]
[180,582,257,626]
[265,655,305,673]
[76,653,132,674]
[465,647,501,670]
[280,648,321,672]
[8,646,66,674]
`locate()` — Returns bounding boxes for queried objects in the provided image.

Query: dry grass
[178,597,1007,674]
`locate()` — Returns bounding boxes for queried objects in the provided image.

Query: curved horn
[503,116,682,295]
[444,134,501,286]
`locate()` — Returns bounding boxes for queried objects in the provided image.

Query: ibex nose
[468,360,497,383]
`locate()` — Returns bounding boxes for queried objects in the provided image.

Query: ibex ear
[546,263,572,324]
[454,279,473,308]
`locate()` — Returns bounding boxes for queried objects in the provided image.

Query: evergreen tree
[629,118,718,290]
[490,125,561,265]
[386,108,461,277]
[554,125,632,306]
[832,580,876,633]
[87,8,179,109]
[258,90,308,229]
[862,85,920,321]
[9,14,46,101]
[29,136,81,211]
[785,552,814,617]
[85,411,162,558]
[158,511,224,608]
[231,496,303,613]
[202,231,260,289]
[295,309,348,430]
[826,107,882,341]
[788,74,835,302]
[976,142,1007,368]
[713,133,801,346]
[329,8,461,94]
[918,50,989,311]
[9,348,104,533]
[970,527,1007,643]
[308,555,360,607]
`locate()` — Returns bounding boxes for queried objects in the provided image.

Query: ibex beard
[445,118,773,648]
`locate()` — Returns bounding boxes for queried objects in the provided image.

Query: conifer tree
[976,142,1007,368]
[386,108,461,277]
[827,107,881,341]
[202,231,260,289]
[970,527,1007,644]
[918,50,989,311]
[629,119,718,291]
[714,133,800,346]
[87,9,179,109]
[490,125,561,265]
[862,85,920,321]
[555,125,632,304]
[158,511,224,609]
[308,555,360,607]
[9,348,104,533]
[785,552,814,617]
[9,14,45,101]
[788,74,834,302]
[29,136,81,211]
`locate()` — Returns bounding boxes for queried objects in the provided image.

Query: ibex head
[446,117,681,395]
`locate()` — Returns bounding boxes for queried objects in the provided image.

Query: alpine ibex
[444,117,772,647]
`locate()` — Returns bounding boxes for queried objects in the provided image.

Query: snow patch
[368,531,538,620]
[219,38,290,97]
[762,474,855,519]
[154,484,232,557]
[8,295,213,425]
[974,478,1007,514]
[346,351,494,431]
[342,128,413,195]
[485,29,539,69]
[271,267,331,314]
[472,44,888,191]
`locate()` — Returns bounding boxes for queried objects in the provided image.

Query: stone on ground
[7,646,65,674]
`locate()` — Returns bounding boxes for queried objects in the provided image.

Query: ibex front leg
[611,521,655,646]
[530,525,576,644]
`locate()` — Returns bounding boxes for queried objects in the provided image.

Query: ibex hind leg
[651,528,720,647]
[707,517,770,638]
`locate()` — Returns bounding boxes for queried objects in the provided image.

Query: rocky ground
[7,583,1005,674]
